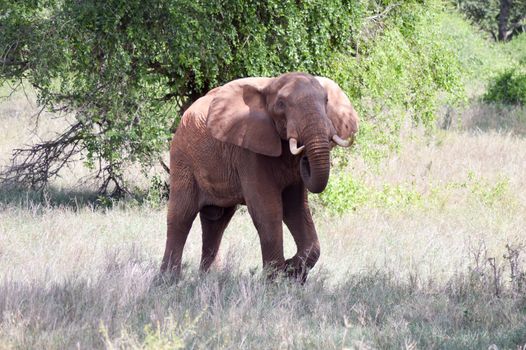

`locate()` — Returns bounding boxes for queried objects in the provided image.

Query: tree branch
[366,3,401,22]
[0,122,84,190]
[159,157,170,174]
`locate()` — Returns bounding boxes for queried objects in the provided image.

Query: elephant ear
[315,77,359,140]
[206,78,282,157]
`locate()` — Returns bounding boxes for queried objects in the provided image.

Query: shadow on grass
[0,184,102,210]
[447,102,526,136]
[0,182,167,211]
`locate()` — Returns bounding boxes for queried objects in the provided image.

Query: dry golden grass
[1,93,525,349]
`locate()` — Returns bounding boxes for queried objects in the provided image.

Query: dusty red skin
[161,72,358,282]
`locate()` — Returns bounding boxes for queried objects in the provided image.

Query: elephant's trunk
[300,128,330,193]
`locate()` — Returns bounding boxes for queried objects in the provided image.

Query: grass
[1,93,526,349]
[1,196,525,349]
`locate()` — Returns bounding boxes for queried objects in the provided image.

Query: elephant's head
[206,72,359,193]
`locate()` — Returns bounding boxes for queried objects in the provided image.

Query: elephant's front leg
[282,183,320,282]
[244,187,285,277]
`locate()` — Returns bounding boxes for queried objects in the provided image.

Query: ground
[0,91,525,349]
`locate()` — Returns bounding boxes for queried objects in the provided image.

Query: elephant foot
[260,261,287,281]
[153,271,178,286]
[284,257,310,284]
[157,261,187,286]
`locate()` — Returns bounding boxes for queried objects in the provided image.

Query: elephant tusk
[289,138,305,155]
[332,134,353,147]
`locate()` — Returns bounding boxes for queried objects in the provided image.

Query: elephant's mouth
[300,155,311,179]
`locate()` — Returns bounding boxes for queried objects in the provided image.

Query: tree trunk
[498,0,512,41]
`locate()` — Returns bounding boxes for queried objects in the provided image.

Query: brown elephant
[161,72,358,282]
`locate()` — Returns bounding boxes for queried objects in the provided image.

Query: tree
[454,0,526,41]
[0,0,361,195]
[1,0,464,196]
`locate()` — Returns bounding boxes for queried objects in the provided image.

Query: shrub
[485,67,526,105]
[318,175,370,215]
[327,2,464,162]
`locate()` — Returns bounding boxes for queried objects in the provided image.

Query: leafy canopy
[1,0,359,194]
[1,0,465,195]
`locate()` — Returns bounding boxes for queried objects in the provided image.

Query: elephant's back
[178,89,218,135]
[173,89,223,157]
[171,91,243,205]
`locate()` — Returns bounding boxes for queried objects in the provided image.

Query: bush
[485,68,526,105]
[500,33,526,65]
[317,175,370,214]
[327,2,464,162]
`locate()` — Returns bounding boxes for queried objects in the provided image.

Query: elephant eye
[276,99,286,110]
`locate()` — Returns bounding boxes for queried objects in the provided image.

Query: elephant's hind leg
[161,179,199,277]
[199,205,237,272]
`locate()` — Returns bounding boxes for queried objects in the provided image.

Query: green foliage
[318,173,425,215]
[144,174,169,207]
[100,321,186,349]
[433,11,526,113]
[99,308,204,349]
[141,323,185,350]
[0,0,491,194]
[439,18,526,81]
[318,175,370,214]
[463,172,510,206]
[328,1,464,161]
[319,171,512,215]
[485,67,526,105]
[0,0,360,191]
[435,14,526,127]
[437,13,505,83]
[502,33,526,64]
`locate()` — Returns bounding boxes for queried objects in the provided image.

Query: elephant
[161,72,358,282]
